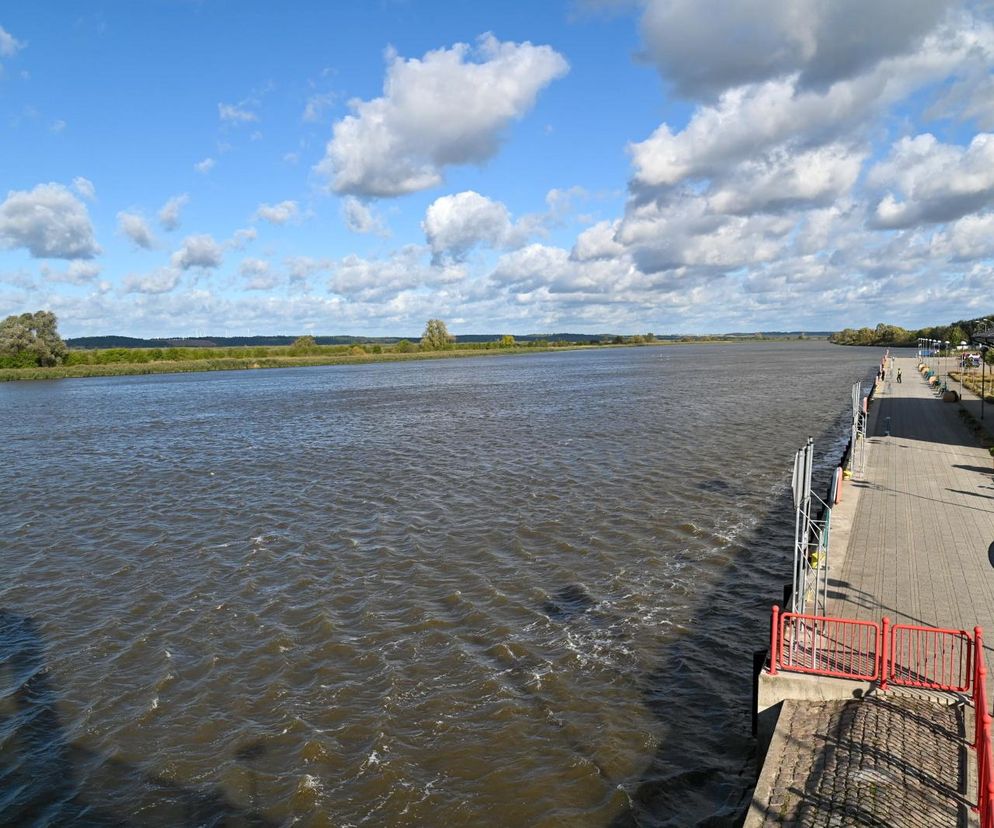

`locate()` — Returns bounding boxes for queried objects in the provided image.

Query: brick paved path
[756,696,971,827]
[827,357,994,634]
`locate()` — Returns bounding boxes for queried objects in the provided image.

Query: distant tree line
[829,314,994,348]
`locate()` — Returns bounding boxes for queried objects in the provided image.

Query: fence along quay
[748,353,994,827]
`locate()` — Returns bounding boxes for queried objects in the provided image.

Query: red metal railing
[889,623,973,692]
[769,607,991,820]
[973,628,994,827]
[770,607,974,692]
[771,608,878,680]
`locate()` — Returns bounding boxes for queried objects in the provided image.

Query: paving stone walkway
[827,357,994,635]
[752,355,994,827]
[756,696,971,827]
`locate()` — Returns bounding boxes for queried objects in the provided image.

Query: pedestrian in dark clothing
[897,369,902,383]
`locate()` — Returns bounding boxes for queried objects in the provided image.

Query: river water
[1,341,878,827]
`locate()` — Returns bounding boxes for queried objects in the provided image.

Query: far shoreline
[0,336,826,383]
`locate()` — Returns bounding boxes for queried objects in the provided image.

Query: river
[0,341,879,826]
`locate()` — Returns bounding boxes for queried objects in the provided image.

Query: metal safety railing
[973,628,994,827]
[770,608,974,692]
[769,608,994,820]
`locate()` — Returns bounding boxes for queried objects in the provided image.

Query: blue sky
[2,1,993,337]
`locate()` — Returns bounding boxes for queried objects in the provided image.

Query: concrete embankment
[747,355,994,826]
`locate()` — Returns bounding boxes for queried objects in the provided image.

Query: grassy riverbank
[0,343,597,381]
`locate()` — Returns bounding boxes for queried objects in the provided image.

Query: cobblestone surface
[759,696,970,827]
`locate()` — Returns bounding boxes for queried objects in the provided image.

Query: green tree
[499,334,515,347]
[0,310,69,367]
[421,319,454,350]
[291,335,317,352]
[394,339,415,353]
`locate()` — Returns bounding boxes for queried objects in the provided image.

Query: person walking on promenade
[897,369,902,383]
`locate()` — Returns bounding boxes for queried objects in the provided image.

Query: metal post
[770,605,780,676]
[880,616,890,689]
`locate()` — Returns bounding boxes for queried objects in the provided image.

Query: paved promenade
[749,355,994,827]
[826,356,994,633]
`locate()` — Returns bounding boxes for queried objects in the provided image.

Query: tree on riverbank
[420,319,453,350]
[0,311,69,367]
[830,315,994,348]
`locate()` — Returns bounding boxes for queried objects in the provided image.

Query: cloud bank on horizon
[1,1,993,337]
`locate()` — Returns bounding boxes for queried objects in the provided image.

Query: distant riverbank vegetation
[0,311,827,382]
[829,313,994,348]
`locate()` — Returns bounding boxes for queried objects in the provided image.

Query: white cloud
[285,255,331,285]
[158,194,189,231]
[42,261,102,285]
[0,25,24,58]
[218,102,258,123]
[123,267,182,294]
[0,182,100,259]
[239,257,280,290]
[316,34,569,196]
[328,245,464,301]
[707,143,865,214]
[171,234,223,270]
[931,212,994,261]
[341,196,387,235]
[254,200,299,224]
[73,177,96,201]
[229,227,257,249]
[117,211,156,249]
[423,191,516,260]
[639,0,952,97]
[50,120,66,133]
[868,133,994,228]
[571,221,626,262]
[195,157,216,174]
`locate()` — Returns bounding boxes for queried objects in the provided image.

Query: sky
[2,1,994,338]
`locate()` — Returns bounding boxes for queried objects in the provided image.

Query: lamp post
[973,329,994,421]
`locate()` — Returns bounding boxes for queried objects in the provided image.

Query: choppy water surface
[1,342,878,826]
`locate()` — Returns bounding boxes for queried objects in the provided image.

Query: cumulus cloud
[117,211,156,249]
[316,34,569,197]
[285,255,331,286]
[628,16,992,201]
[171,234,223,270]
[930,212,994,261]
[341,196,387,235]
[422,191,519,260]
[73,177,96,201]
[229,227,257,249]
[254,200,299,224]
[639,0,952,98]
[158,194,189,231]
[868,133,994,228]
[571,221,626,262]
[194,157,215,174]
[328,245,464,301]
[239,258,280,290]
[0,25,24,58]
[123,267,182,294]
[0,182,100,259]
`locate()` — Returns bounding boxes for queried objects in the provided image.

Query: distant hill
[66,332,615,349]
[65,331,831,350]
